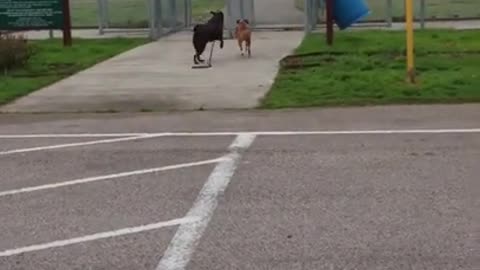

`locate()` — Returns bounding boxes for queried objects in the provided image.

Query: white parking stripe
[0,135,161,156]
[0,157,225,197]
[156,133,257,270]
[0,217,198,257]
[0,133,147,138]
[0,128,479,139]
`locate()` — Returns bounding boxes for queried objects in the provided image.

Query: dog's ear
[244,19,249,24]
[210,11,216,15]
[236,19,240,24]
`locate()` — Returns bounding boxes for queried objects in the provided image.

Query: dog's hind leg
[193,40,207,64]
[195,53,205,64]
[207,41,215,66]
[246,38,251,57]
[238,39,244,56]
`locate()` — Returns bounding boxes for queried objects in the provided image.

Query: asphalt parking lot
[0,105,479,270]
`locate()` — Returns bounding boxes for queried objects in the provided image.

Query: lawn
[295,0,480,22]
[261,29,480,108]
[70,0,225,28]
[191,0,225,22]
[0,38,147,105]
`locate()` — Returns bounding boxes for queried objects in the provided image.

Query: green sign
[0,0,64,30]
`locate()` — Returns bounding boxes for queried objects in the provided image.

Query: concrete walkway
[1,31,303,113]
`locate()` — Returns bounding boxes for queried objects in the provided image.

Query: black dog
[192,10,224,65]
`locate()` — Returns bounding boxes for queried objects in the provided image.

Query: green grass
[295,0,480,22]
[70,0,225,28]
[0,38,147,105]
[191,0,225,22]
[261,29,480,108]
[294,29,480,54]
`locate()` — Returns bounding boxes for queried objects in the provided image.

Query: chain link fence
[69,0,223,28]
[70,0,149,28]
[302,0,479,28]
[72,0,224,38]
[363,0,480,22]
[66,0,480,37]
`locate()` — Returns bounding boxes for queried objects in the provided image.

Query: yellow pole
[405,0,415,83]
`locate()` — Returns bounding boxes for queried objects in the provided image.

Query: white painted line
[156,133,256,270]
[250,128,480,136]
[0,157,225,197]
[0,133,147,138]
[0,135,160,156]
[158,128,480,136]
[0,216,198,257]
[0,128,479,139]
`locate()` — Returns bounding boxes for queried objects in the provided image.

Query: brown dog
[235,19,251,57]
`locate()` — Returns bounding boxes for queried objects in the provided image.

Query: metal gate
[224,0,321,37]
[147,0,189,39]
[96,0,190,40]
[95,0,320,40]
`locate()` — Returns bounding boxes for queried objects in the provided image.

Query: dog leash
[207,41,215,67]
[192,41,216,69]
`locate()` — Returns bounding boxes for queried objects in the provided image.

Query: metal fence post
[386,0,392,27]
[312,0,315,30]
[310,0,315,30]
[103,0,109,28]
[99,0,105,29]
[308,0,316,31]
[170,0,177,30]
[239,0,245,19]
[250,0,256,27]
[304,0,311,33]
[148,0,155,39]
[317,0,325,23]
[97,0,104,35]
[184,0,191,28]
[148,0,162,40]
[312,0,318,29]
[157,0,163,36]
[226,0,233,38]
[420,0,426,29]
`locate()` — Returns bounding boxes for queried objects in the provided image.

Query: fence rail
[64,0,480,39]
[69,0,480,28]
[311,0,479,24]
[303,0,480,33]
